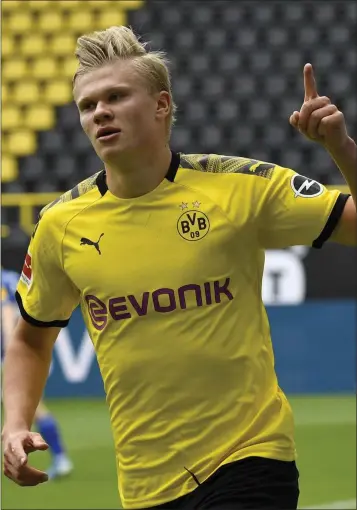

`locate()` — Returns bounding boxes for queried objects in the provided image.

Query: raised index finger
[304,63,318,102]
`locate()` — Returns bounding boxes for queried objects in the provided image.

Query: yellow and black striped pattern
[180,153,275,179]
[39,170,102,218]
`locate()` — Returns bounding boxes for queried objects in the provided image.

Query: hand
[289,63,349,153]
[2,429,49,486]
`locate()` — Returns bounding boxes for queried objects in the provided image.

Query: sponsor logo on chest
[85,278,234,330]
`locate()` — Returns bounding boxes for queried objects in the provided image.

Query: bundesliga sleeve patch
[20,251,33,287]
[290,174,324,198]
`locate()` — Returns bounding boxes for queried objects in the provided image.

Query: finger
[304,63,318,102]
[298,96,331,132]
[6,443,27,469]
[4,449,18,468]
[29,440,49,452]
[3,463,18,482]
[26,433,49,452]
[318,110,344,137]
[289,111,300,127]
[306,104,338,139]
[6,465,49,487]
[18,464,49,486]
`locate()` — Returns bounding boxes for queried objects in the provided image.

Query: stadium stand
[1,0,356,267]
[1,0,142,188]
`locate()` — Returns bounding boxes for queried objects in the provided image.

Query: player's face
[74,60,168,162]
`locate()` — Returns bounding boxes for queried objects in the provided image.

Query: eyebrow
[77,85,131,108]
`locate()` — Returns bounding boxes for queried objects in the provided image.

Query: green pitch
[2,396,356,509]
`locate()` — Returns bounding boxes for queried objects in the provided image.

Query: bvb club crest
[177,201,210,241]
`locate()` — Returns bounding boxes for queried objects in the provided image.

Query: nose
[93,101,114,124]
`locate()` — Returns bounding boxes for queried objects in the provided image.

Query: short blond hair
[73,26,177,138]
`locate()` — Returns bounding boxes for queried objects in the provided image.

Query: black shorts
[153,456,300,510]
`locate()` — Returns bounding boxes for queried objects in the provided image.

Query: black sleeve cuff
[312,193,350,249]
[15,291,70,328]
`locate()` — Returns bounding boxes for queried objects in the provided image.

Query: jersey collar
[95,151,180,197]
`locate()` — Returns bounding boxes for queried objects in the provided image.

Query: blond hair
[73,26,177,138]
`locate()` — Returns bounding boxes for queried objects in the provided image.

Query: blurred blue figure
[1,268,73,480]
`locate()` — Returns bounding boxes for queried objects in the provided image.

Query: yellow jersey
[16,152,348,509]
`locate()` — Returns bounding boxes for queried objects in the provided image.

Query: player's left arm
[289,63,356,246]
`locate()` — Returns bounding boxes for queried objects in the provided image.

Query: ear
[156,91,171,121]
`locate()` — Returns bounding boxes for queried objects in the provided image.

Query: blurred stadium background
[1,0,356,509]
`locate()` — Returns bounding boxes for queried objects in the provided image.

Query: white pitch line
[301,499,356,509]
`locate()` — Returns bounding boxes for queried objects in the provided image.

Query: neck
[105,145,173,199]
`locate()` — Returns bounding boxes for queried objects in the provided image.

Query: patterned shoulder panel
[39,171,102,219]
[179,154,275,179]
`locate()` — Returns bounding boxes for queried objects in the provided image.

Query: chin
[99,144,125,159]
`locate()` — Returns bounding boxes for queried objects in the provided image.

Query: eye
[108,92,121,102]
[81,102,95,112]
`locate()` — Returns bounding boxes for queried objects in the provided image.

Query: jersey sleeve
[16,213,80,327]
[255,165,349,249]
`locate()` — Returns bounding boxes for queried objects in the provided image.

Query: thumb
[29,432,49,451]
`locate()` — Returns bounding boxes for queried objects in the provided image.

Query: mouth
[96,128,121,141]
[98,132,120,142]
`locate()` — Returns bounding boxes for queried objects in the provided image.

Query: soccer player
[2,26,356,509]
[1,268,73,480]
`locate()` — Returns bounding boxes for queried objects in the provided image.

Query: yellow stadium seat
[20,34,46,57]
[8,130,36,156]
[49,34,76,56]
[24,104,54,131]
[31,57,58,80]
[67,11,95,32]
[118,0,143,8]
[13,81,41,105]
[2,106,22,130]
[62,57,78,79]
[1,154,18,183]
[2,84,10,103]
[2,34,15,58]
[3,59,28,81]
[1,1,22,12]
[27,0,52,10]
[2,133,9,153]
[56,1,81,9]
[8,11,34,33]
[98,8,125,28]
[86,1,110,8]
[37,11,64,33]
[44,80,72,105]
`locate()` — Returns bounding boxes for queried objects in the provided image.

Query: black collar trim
[165,151,180,182]
[95,151,180,197]
[96,170,108,196]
